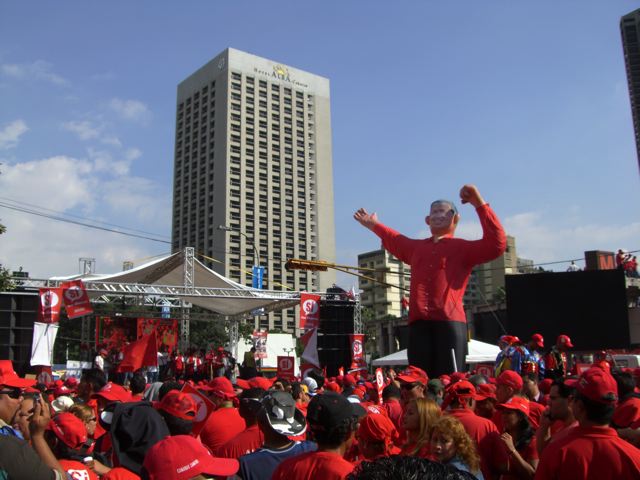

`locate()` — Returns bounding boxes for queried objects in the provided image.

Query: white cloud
[87,148,131,176]
[0,155,170,277]
[1,60,68,86]
[109,98,151,124]
[61,120,101,141]
[0,120,28,150]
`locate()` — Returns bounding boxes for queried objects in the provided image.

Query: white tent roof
[50,252,299,317]
[371,339,500,367]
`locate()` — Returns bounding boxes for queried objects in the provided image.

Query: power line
[0,196,171,239]
[0,202,171,244]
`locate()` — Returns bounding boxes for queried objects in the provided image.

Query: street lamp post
[218,225,260,268]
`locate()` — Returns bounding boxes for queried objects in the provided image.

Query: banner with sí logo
[299,293,321,330]
[349,333,366,368]
[61,280,93,319]
[38,288,63,323]
[375,368,385,405]
[277,356,295,380]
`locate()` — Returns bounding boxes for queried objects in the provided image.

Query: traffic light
[284,258,330,271]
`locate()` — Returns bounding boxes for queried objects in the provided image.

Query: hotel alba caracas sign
[253,64,309,89]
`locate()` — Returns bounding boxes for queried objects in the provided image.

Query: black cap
[261,391,306,436]
[306,392,366,432]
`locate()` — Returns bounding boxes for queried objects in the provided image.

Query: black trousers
[407,320,467,378]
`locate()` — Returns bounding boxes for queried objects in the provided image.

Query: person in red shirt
[200,376,246,452]
[215,388,266,459]
[492,371,544,432]
[535,367,640,479]
[45,412,99,480]
[272,391,365,480]
[496,396,538,479]
[474,383,498,420]
[354,184,506,377]
[535,380,577,457]
[155,390,197,436]
[382,383,403,433]
[401,397,441,458]
[396,366,428,408]
[612,370,640,429]
[442,380,507,480]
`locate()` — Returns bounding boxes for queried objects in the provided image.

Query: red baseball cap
[208,377,236,400]
[53,385,73,398]
[439,374,451,387]
[324,381,341,393]
[497,396,530,416]
[233,379,251,390]
[343,374,357,387]
[92,382,132,403]
[575,367,618,405]
[0,360,36,389]
[450,372,467,384]
[157,391,197,421]
[248,377,272,390]
[64,377,79,389]
[357,412,398,445]
[441,380,477,410]
[531,334,544,348]
[143,435,239,480]
[397,366,428,385]
[474,383,497,401]
[538,378,553,395]
[557,334,573,348]
[48,412,88,449]
[497,370,523,391]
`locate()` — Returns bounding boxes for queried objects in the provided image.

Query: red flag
[117,331,157,372]
[181,383,216,437]
[61,280,93,319]
[299,293,321,330]
[38,288,62,323]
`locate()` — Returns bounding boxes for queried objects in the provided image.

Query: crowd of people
[1,328,640,480]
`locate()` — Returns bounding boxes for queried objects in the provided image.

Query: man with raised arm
[354,184,506,377]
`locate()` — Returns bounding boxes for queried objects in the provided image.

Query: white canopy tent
[371,339,500,367]
[50,251,300,317]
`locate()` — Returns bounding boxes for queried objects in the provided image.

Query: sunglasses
[0,389,22,399]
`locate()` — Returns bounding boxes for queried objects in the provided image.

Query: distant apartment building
[621,9,640,172]
[171,48,336,332]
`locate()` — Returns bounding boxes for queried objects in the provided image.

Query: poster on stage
[38,288,62,324]
[96,316,178,354]
[137,318,178,354]
[299,293,321,330]
[277,356,295,380]
[61,280,93,319]
[252,330,268,359]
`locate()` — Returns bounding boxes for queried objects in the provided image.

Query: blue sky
[0,1,639,284]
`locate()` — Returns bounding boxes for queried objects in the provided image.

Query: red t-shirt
[373,204,506,323]
[215,423,264,459]
[612,396,640,428]
[383,398,403,433]
[59,459,99,480]
[199,406,246,452]
[535,425,640,480]
[448,408,508,480]
[500,436,538,480]
[272,450,354,480]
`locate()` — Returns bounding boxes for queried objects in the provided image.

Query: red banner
[181,383,216,437]
[137,318,178,354]
[38,288,63,323]
[61,280,93,319]
[350,333,366,370]
[375,368,385,405]
[277,356,295,380]
[299,293,321,330]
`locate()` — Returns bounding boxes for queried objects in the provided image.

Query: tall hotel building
[621,9,640,172]
[171,48,336,332]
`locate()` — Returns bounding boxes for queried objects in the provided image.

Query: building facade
[171,48,336,332]
[621,9,640,172]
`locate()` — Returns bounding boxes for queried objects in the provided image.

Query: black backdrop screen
[505,269,629,350]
